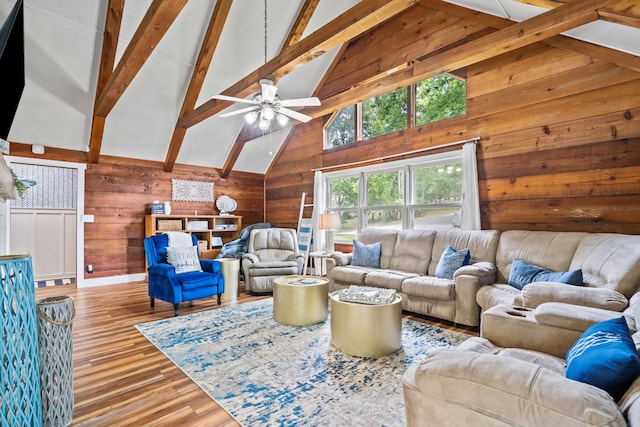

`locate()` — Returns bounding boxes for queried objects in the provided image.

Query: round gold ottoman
[330,291,403,357]
[272,275,329,326]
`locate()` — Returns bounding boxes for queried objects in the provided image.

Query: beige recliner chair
[242,228,304,293]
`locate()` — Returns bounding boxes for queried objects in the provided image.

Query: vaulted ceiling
[3,0,640,175]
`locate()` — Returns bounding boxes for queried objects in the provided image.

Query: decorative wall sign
[171,179,214,202]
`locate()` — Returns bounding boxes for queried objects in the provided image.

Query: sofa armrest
[328,252,351,267]
[522,282,629,311]
[403,349,624,427]
[453,261,496,285]
[242,253,259,265]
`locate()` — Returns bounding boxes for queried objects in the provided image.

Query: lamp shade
[319,213,340,230]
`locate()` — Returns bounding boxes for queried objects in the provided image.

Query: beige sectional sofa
[326,228,500,327]
[327,228,640,328]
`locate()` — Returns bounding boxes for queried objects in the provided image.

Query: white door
[7,162,80,283]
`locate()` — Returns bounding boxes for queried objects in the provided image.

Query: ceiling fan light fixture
[245,110,259,124]
[262,106,275,121]
[258,117,270,131]
[276,113,289,126]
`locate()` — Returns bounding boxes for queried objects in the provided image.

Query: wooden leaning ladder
[297,192,316,275]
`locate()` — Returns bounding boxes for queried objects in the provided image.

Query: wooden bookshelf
[145,215,242,259]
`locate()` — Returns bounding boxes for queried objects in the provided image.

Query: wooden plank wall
[82,156,264,278]
[265,7,640,235]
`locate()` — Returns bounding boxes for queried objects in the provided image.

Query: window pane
[362,87,407,140]
[334,211,358,243]
[416,74,466,126]
[367,171,404,207]
[326,105,355,148]
[413,163,462,204]
[413,206,460,230]
[366,209,402,230]
[329,177,359,208]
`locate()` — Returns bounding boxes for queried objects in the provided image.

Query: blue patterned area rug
[135,299,472,427]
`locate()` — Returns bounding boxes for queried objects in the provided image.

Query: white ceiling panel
[565,21,640,57]
[444,0,508,18]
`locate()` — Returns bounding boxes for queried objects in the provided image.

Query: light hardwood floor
[35,282,478,426]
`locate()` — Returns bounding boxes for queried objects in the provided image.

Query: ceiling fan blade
[279,97,321,107]
[261,81,278,102]
[278,107,312,123]
[218,106,260,118]
[211,94,255,104]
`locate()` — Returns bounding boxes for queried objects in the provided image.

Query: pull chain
[264,0,267,64]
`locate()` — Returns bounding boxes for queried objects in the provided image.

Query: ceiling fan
[213,79,320,130]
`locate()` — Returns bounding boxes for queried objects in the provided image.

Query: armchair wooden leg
[217,294,222,305]
[150,297,155,307]
[173,303,179,316]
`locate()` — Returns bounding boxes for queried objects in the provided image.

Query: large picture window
[325,152,463,243]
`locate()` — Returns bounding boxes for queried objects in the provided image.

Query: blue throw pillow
[566,317,640,401]
[508,258,583,290]
[350,240,381,268]
[434,246,471,280]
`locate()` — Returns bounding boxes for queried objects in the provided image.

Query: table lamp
[319,213,340,253]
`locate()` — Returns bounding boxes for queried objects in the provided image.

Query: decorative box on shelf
[187,220,208,230]
[151,202,164,214]
[157,219,182,231]
[197,240,208,251]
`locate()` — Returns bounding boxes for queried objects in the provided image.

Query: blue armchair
[144,233,224,316]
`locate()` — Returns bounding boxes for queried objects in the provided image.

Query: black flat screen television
[0,0,25,141]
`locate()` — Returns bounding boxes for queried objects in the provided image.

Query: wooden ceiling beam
[598,9,640,28]
[283,0,321,48]
[94,0,188,117]
[177,0,418,129]
[163,0,233,172]
[88,0,124,164]
[307,0,620,119]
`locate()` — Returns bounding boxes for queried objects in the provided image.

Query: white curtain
[312,170,326,251]
[461,142,481,230]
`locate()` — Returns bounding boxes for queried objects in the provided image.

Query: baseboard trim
[80,273,146,288]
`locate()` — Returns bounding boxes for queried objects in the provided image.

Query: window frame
[323,73,467,150]
[324,150,463,242]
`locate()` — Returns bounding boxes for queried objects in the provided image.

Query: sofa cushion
[364,269,417,291]
[351,240,381,268]
[356,228,398,269]
[435,246,470,279]
[330,265,370,286]
[508,258,583,290]
[246,261,299,276]
[569,233,640,299]
[176,271,217,291]
[166,246,202,273]
[429,230,500,276]
[566,316,640,401]
[388,230,436,274]
[495,231,587,284]
[402,276,455,301]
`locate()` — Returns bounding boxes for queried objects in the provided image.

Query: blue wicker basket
[0,254,42,426]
